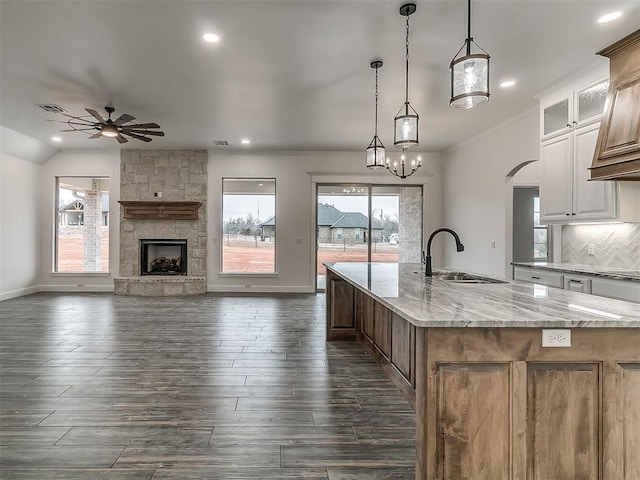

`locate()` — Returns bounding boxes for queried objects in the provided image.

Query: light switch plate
[542,329,571,347]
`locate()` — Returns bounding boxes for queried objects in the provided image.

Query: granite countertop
[511,262,640,282]
[326,262,640,328]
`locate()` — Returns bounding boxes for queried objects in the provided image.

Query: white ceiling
[1,0,638,154]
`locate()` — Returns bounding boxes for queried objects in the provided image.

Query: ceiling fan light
[101,124,119,137]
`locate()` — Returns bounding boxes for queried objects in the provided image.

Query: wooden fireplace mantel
[118,201,202,220]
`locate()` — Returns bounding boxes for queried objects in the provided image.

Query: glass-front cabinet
[540,67,609,140]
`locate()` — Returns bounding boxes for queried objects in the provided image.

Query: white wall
[0,154,42,299]
[3,146,442,296]
[39,149,120,292]
[208,150,442,292]
[441,108,539,278]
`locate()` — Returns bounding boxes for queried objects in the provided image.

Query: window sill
[50,272,111,277]
[218,272,278,278]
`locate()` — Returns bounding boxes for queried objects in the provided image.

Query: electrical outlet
[542,329,571,347]
[587,243,595,255]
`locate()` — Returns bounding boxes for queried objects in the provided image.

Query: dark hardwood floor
[0,293,415,479]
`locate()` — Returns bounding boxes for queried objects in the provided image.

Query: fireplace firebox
[140,239,187,275]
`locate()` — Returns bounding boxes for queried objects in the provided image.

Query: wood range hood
[590,29,640,181]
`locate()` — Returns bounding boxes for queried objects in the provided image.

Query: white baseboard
[0,285,41,301]
[39,284,115,293]
[207,285,316,294]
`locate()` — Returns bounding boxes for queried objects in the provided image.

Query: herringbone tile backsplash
[562,223,640,269]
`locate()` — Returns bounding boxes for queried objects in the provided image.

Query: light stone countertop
[511,262,640,282]
[326,262,640,328]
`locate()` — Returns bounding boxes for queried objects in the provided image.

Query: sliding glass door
[316,184,422,290]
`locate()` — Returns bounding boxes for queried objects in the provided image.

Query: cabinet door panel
[573,123,616,220]
[373,302,391,358]
[391,313,414,384]
[436,363,511,480]
[541,134,572,222]
[527,363,600,480]
[329,277,354,329]
[621,364,640,479]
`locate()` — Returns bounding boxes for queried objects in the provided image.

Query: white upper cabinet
[538,64,640,224]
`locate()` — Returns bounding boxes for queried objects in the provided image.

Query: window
[222,178,275,273]
[55,177,109,272]
[335,228,343,240]
[354,229,360,240]
[533,196,549,260]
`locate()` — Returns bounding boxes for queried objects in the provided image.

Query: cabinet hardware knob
[565,213,571,216]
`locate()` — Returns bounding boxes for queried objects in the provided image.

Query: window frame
[54,176,110,274]
[220,177,277,275]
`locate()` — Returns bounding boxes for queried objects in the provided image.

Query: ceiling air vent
[213,140,229,146]
[36,104,66,114]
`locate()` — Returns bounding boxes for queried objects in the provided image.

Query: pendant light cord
[405,13,410,109]
[375,66,379,137]
[466,0,472,55]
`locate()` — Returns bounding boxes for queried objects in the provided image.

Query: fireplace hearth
[140,239,187,275]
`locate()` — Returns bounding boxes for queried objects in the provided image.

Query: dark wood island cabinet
[326,263,640,480]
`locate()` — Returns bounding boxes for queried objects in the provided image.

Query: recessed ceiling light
[500,80,516,88]
[241,139,251,144]
[51,136,62,142]
[598,11,622,23]
[203,33,220,43]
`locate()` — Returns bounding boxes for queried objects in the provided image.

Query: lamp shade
[366,136,386,168]
[450,50,490,109]
[394,105,419,148]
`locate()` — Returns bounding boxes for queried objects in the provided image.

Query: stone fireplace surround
[114,150,207,296]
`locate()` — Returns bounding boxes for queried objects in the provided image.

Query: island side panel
[416,327,640,480]
[326,269,356,340]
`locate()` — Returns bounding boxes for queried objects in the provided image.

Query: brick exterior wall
[399,186,422,263]
[83,188,102,271]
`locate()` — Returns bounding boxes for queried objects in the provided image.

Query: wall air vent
[36,104,66,114]
[213,140,229,146]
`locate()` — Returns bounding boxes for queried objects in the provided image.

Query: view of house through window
[316,184,423,289]
[55,177,109,272]
[222,178,276,273]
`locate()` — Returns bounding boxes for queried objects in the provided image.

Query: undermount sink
[431,271,507,284]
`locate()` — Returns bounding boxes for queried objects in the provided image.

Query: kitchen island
[325,262,640,480]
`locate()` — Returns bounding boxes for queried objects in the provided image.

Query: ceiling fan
[51,106,164,143]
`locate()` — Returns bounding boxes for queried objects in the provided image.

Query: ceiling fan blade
[113,114,135,126]
[123,129,165,136]
[123,131,152,142]
[88,132,103,139]
[59,128,96,132]
[85,108,106,124]
[116,134,128,144]
[123,122,160,129]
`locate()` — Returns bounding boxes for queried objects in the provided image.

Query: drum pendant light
[366,60,385,169]
[450,0,490,109]
[393,3,419,149]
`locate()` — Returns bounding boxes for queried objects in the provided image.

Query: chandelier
[386,150,422,179]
